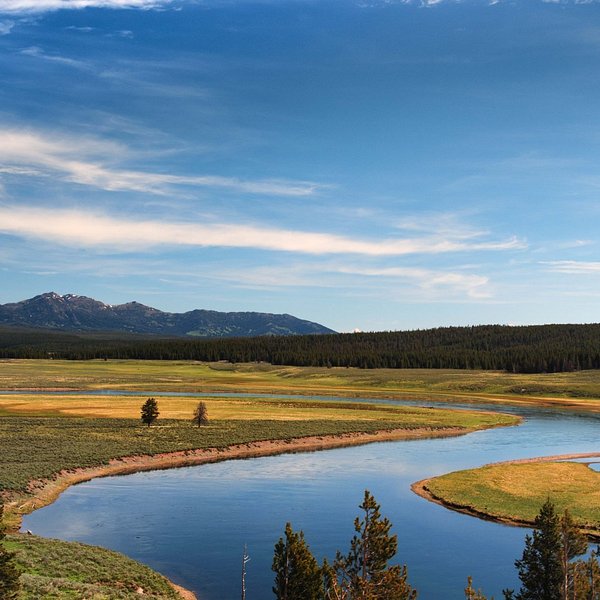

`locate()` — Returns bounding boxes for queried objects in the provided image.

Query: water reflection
[21,398,600,600]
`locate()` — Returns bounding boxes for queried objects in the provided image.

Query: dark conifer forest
[1,323,599,374]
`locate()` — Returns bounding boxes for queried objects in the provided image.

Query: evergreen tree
[191,401,209,427]
[506,499,563,600]
[559,510,587,600]
[569,546,600,600]
[327,490,417,600]
[140,397,159,427]
[0,503,20,599]
[272,522,323,600]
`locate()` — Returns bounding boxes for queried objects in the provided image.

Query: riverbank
[7,424,505,600]
[412,452,600,540]
[0,388,517,598]
[9,425,483,529]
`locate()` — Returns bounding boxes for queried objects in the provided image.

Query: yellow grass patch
[0,392,474,424]
[423,461,600,534]
[0,394,363,420]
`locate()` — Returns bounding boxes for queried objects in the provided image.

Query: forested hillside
[1,323,599,373]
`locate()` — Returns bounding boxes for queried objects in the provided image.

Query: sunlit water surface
[22,396,600,599]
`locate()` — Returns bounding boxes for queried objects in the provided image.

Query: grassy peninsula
[1,400,516,508]
[416,459,600,538]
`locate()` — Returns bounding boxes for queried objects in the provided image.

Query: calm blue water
[22,397,600,600]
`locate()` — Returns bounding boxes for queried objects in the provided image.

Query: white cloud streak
[20,46,89,68]
[0,130,324,196]
[0,0,172,13]
[334,265,491,298]
[543,260,600,273]
[213,262,491,300]
[0,206,522,256]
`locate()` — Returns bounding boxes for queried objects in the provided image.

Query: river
[21,395,600,599]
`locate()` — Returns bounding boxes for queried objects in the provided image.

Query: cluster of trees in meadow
[2,324,600,373]
[140,398,209,427]
[269,494,600,600]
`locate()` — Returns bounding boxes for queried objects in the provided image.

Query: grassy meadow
[0,402,517,495]
[423,461,600,535]
[2,358,595,598]
[0,359,520,512]
[2,359,600,409]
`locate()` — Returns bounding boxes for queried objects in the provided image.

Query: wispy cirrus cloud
[334,265,491,298]
[0,1,173,14]
[65,25,95,31]
[212,262,491,300]
[0,129,325,197]
[543,260,600,273]
[394,212,487,241]
[20,46,90,69]
[0,206,523,256]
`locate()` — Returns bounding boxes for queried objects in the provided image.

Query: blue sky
[0,0,599,332]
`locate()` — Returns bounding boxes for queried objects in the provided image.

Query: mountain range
[0,293,335,338]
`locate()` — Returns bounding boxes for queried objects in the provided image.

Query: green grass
[424,461,600,534]
[0,405,517,494]
[6,534,179,599]
[2,359,600,408]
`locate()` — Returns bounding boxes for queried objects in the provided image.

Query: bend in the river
[20,393,600,600]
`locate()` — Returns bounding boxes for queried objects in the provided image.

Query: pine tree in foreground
[272,523,323,600]
[502,500,595,600]
[559,509,587,600]
[271,497,600,600]
[272,491,417,600]
[504,499,562,600]
[325,490,417,600]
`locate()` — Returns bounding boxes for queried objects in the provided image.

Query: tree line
[1,323,600,373]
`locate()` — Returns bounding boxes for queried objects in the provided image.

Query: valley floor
[1,359,528,599]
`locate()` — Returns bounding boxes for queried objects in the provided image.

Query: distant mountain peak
[0,293,335,338]
[39,291,62,300]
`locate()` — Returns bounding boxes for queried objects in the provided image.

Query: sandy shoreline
[412,452,600,540]
[170,583,197,600]
[8,425,478,600]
